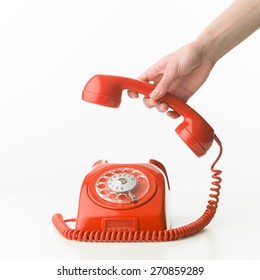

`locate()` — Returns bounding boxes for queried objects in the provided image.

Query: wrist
[191,36,219,65]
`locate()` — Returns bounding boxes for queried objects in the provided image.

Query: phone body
[76,160,167,232]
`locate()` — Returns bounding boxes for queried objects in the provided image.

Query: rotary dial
[95,168,149,204]
[108,173,136,192]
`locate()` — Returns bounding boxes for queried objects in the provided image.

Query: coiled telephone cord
[52,135,223,242]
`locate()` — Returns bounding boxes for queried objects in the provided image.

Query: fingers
[149,65,178,100]
[166,110,181,119]
[143,96,180,118]
[127,70,152,99]
[127,90,139,99]
[142,64,181,117]
[136,71,151,83]
[143,97,168,111]
[128,77,180,118]
[128,57,181,118]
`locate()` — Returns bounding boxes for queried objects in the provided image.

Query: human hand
[128,42,215,118]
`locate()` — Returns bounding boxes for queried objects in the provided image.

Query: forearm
[195,0,260,62]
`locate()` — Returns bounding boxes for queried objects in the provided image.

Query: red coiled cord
[52,135,222,242]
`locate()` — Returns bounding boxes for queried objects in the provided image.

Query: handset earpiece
[82,75,124,108]
[82,74,215,157]
[82,74,155,108]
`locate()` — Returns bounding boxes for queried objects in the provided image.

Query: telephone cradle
[52,75,223,242]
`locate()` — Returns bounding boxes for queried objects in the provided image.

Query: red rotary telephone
[52,74,223,242]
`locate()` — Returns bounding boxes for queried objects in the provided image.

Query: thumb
[149,65,178,100]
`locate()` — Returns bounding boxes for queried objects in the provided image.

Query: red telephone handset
[82,75,215,157]
[52,75,223,242]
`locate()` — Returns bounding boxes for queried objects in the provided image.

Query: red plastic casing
[82,75,215,157]
[75,161,167,231]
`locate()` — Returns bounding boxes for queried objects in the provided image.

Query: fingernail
[150,89,160,99]
[149,99,157,106]
[131,93,138,99]
[128,91,138,99]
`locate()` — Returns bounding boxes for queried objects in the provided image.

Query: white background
[0,0,259,260]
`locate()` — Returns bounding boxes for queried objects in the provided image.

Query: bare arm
[198,0,260,62]
[129,0,260,118]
